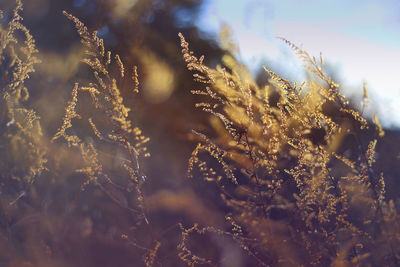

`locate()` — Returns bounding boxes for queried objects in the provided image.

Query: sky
[197,0,400,128]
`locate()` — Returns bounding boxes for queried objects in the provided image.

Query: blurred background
[0,0,399,266]
[199,0,400,129]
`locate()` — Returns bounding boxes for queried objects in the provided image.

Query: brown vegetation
[0,0,399,266]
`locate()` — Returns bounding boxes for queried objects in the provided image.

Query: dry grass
[0,1,399,266]
[178,32,400,266]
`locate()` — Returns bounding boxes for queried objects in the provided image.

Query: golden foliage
[1,1,399,266]
[53,9,151,228]
[179,33,400,266]
[373,115,385,137]
[0,0,46,184]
